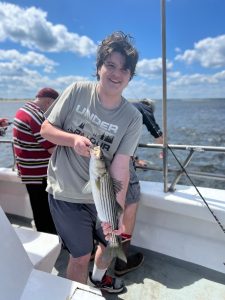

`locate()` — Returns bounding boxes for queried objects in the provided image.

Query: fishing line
[168,144,225,235]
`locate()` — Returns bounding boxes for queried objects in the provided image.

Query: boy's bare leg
[66,252,91,283]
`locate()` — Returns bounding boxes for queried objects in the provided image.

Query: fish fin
[95,216,102,229]
[82,181,92,194]
[117,247,127,263]
[111,177,123,194]
[95,178,101,190]
[102,244,127,263]
[115,200,124,219]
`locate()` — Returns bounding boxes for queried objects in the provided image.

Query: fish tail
[102,244,127,263]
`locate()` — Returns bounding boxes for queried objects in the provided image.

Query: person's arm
[47,146,56,154]
[137,103,162,139]
[141,105,164,158]
[41,119,92,157]
[155,135,163,144]
[154,135,164,158]
[110,153,130,210]
[143,112,162,138]
[102,153,130,238]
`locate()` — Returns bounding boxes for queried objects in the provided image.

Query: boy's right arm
[41,120,92,157]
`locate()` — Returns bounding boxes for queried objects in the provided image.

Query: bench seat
[14,226,61,273]
[0,206,105,300]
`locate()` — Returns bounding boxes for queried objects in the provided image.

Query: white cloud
[123,78,163,100]
[0,2,224,99]
[175,47,181,53]
[169,71,225,87]
[167,70,225,98]
[53,75,90,91]
[0,49,90,98]
[125,69,225,99]
[0,49,57,73]
[136,58,173,78]
[0,69,91,99]
[213,69,225,80]
[0,2,97,56]
[175,35,225,68]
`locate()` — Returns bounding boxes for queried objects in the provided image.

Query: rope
[168,144,225,234]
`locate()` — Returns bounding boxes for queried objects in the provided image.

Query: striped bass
[83,145,126,262]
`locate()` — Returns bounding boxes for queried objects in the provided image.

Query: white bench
[132,181,225,274]
[0,167,62,272]
[0,207,105,300]
[0,167,33,218]
[14,226,61,273]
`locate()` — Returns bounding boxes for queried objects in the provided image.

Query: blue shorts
[126,160,141,205]
[48,194,107,258]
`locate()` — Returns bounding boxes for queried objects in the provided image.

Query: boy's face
[97,51,131,97]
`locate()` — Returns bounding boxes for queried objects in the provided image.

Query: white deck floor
[7,213,225,300]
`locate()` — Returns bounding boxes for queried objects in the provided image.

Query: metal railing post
[161,0,168,192]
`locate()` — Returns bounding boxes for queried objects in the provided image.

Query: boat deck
[7,213,225,300]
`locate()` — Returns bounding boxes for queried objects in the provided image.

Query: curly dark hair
[96,31,139,81]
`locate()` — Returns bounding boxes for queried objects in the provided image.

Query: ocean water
[0,99,225,190]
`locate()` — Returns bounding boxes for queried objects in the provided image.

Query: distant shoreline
[0,98,225,102]
[0,99,28,102]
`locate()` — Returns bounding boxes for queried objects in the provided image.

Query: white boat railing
[138,143,225,191]
[1,139,224,192]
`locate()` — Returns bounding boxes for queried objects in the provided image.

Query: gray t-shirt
[46,81,142,203]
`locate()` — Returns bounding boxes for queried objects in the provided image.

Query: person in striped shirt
[13,87,59,234]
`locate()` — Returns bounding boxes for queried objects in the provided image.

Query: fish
[83,145,127,263]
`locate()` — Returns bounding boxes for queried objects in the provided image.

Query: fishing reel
[0,127,7,136]
[0,121,13,137]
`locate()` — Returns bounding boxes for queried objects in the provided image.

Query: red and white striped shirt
[13,101,54,184]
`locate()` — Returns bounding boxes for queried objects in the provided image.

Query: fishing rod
[168,144,225,235]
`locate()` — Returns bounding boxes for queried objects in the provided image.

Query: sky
[0,0,225,100]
